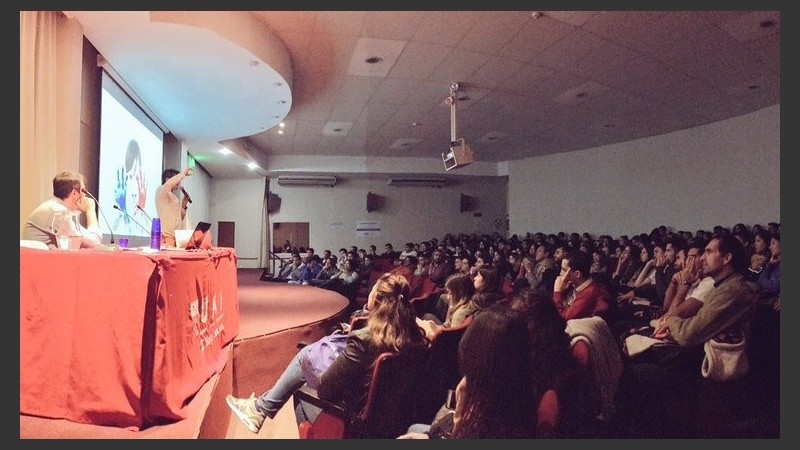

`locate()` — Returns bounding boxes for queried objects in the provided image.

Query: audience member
[276,253,304,282]
[418,272,477,338]
[398,303,537,439]
[746,228,772,282]
[619,235,755,438]
[321,259,361,312]
[290,255,322,285]
[472,267,505,310]
[308,256,339,287]
[227,273,428,434]
[381,243,399,261]
[508,288,580,437]
[428,249,453,287]
[530,242,559,295]
[751,232,780,375]
[399,242,418,263]
[660,242,712,319]
[552,250,612,321]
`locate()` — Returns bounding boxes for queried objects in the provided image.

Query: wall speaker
[367,191,380,213]
[267,191,282,214]
[460,193,474,213]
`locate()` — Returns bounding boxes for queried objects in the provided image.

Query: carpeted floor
[20,268,349,439]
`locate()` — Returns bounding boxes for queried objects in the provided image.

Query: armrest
[295,384,349,420]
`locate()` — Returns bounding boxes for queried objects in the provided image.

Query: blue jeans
[254,348,309,419]
[407,423,432,434]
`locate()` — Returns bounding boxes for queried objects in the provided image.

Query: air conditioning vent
[386,177,447,188]
[276,175,337,187]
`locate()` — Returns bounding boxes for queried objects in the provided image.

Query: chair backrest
[373,257,394,274]
[350,349,428,439]
[412,315,473,424]
[571,338,591,371]
[409,276,437,300]
[409,279,443,317]
[536,389,560,438]
[565,337,600,437]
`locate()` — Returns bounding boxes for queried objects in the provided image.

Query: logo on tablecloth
[190,292,225,352]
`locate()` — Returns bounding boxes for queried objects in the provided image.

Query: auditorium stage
[20,269,350,439]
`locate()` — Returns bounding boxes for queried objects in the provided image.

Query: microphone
[137,205,153,222]
[113,204,150,234]
[82,188,115,244]
[181,187,192,204]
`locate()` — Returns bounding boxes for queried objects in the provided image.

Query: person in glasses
[22,171,103,249]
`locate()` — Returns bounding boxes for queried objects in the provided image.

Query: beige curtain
[20,11,83,235]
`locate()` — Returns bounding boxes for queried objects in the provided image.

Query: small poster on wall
[356,220,381,237]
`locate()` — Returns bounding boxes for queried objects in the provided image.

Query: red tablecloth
[20,247,239,429]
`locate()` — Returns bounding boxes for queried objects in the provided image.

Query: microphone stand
[82,188,115,245]
[137,205,154,223]
[113,204,151,235]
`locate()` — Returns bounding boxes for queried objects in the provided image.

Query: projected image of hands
[136,170,147,210]
[115,166,127,214]
[98,79,164,239]
[111,139,150,235]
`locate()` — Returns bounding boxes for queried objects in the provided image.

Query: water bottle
[150,218,161,251]
[51,210,82,250]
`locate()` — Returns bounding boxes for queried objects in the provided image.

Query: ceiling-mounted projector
[443,137,474,171]
[442,82,474,171]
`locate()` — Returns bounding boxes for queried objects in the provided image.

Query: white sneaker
[226,393,266,433]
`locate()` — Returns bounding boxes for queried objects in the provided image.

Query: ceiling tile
[346,37,407,77]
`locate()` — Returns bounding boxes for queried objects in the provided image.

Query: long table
[19,246,240,429]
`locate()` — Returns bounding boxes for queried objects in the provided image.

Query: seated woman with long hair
[472,266,505,308]
[226,273,428,434]
[417,272,476,339]
[399,302,538,439]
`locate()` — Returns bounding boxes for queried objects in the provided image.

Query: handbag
[428,390,456,439]
[701,328,749,382]
[299,332,349,390]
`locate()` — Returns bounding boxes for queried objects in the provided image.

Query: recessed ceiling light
[365,56,383,64]
[411,122,421,127]
[279,122,286,128]
[278,129,284,135]
[247,162,259,170]
[218,147,233,156]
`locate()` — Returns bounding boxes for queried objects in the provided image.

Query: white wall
[180,146,212,232]
[211,178,266,268]
[213,176,508,268]
[210,105,779,268]
[508,105,780,237]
